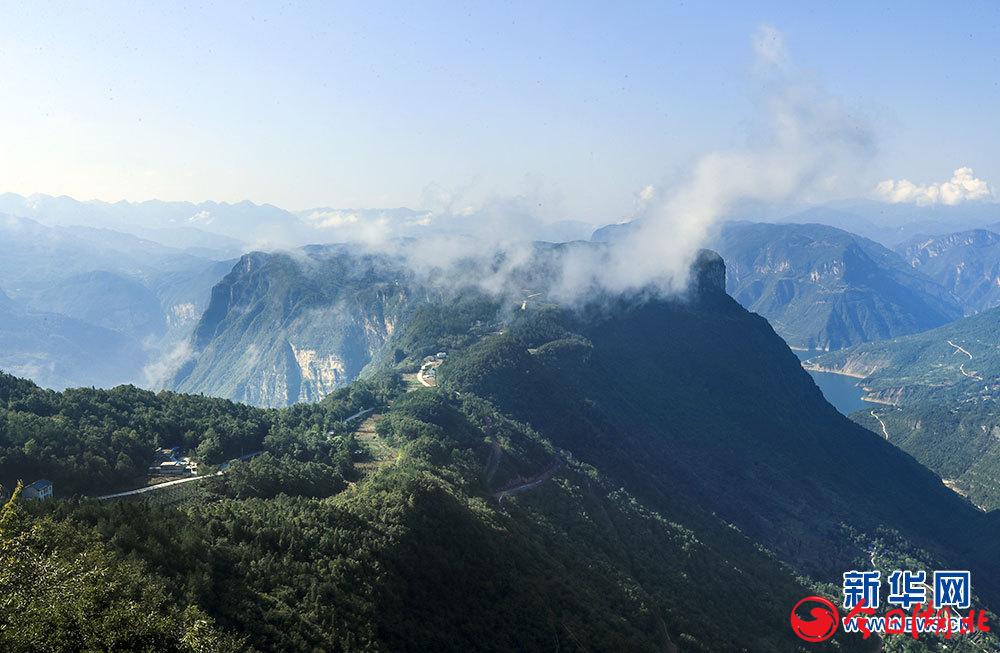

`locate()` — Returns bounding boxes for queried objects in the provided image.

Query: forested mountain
[897,229,1000,313]
[595,220,963,350]
[172,246,419,406]
[0,213,234,390]
[5,250,1000,651]
[807,307,1000,510]
[713,222,963,350]
[0,290,147,390]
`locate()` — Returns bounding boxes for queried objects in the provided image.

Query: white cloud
[188,209,213,224]
[548,25,874,299]
[304,210,361,229]
[875,167,993,205]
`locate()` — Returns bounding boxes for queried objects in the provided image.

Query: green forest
[4,285,1000,651]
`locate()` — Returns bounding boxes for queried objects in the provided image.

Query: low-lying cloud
[540,24,875,300]
[875,167,993,205]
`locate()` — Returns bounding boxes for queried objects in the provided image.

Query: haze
[1,1,998,223]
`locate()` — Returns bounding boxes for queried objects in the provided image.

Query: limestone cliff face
[173,241,728,407]
[173,246,414,407]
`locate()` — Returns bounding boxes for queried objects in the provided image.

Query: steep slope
[808,308,1000,509]
[897,229,1000,313]
[713,222,962,349]
[430,258,1000,593]
[173,246,417,406]
[9,250,1000,650]
[0,214,234,389]
[25,271,166,341]
[0,290,146,390]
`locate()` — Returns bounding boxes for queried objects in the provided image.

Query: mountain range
[7,250,1000,651]
[896,228,1000,314]
[0,213,234,389]
[596,220,964,350]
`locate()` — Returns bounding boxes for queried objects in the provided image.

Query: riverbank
[793,350,868,415]
[800,360,868,379]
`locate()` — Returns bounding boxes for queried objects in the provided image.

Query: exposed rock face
[896,229,1000,313]
[291,344,347,393]
[713,222,963,350]
[173,241,737,407]
[169,303,198,326]
[692,249,726,293]
[173,246,414,407]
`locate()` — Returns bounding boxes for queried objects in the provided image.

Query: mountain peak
[692,248,726,293]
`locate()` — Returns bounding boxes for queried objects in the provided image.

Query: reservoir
[793,350,867,416]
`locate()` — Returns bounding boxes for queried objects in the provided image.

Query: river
[793,350,867,416]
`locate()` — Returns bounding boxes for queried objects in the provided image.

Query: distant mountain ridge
[896,228,1000,313]
[595,219,963,350]
[779,199,1000,247]
[0,213,234,390]
[0,290,146,389]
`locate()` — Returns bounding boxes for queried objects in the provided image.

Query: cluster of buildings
[6,448,201,504]
[420,352,448,383]
[149,447,198,476]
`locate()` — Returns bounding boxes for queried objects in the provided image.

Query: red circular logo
[790,596,839,643]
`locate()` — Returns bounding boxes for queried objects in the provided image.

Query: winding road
[492,459,564,501]
[870,410,890,440]
[947,340,982,380]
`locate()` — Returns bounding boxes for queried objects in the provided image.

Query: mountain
[713,222,964,349]
[806,307,1000,510]
[0,193,277,253]
[7,251,1000,650]
[24,271,166,342]
[896,229,1000,313]
[0,213,234,390]
[0,290,146,389]
[590,220,635,243]
[593,220,964,350]
[779,200,1000,247]
[172,247,418,406]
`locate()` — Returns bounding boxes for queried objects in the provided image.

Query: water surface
[793,350,866,416]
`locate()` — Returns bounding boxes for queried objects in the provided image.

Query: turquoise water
[793,350,867,416]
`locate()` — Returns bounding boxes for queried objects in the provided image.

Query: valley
[6,7,1000,650]
[794,349,867,415]
[5,237,1000,650]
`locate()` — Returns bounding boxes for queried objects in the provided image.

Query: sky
[1,1,998,222]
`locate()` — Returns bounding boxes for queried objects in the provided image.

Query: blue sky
[1,1,997,221]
